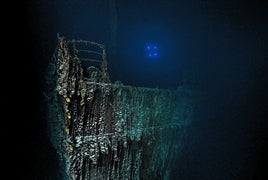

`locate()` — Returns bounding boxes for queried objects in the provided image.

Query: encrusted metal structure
[44,38,194,180]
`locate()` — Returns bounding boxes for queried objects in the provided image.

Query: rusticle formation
[44,38,194,180]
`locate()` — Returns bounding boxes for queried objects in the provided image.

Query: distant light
[145,44,159,59]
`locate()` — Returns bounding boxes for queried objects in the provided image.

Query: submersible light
[145,44,159,58]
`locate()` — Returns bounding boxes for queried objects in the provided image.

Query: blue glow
[145,44,159,59]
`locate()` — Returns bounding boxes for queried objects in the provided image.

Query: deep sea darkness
[6,0,267,179]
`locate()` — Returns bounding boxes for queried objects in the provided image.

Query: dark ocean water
[8,0,267,179]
